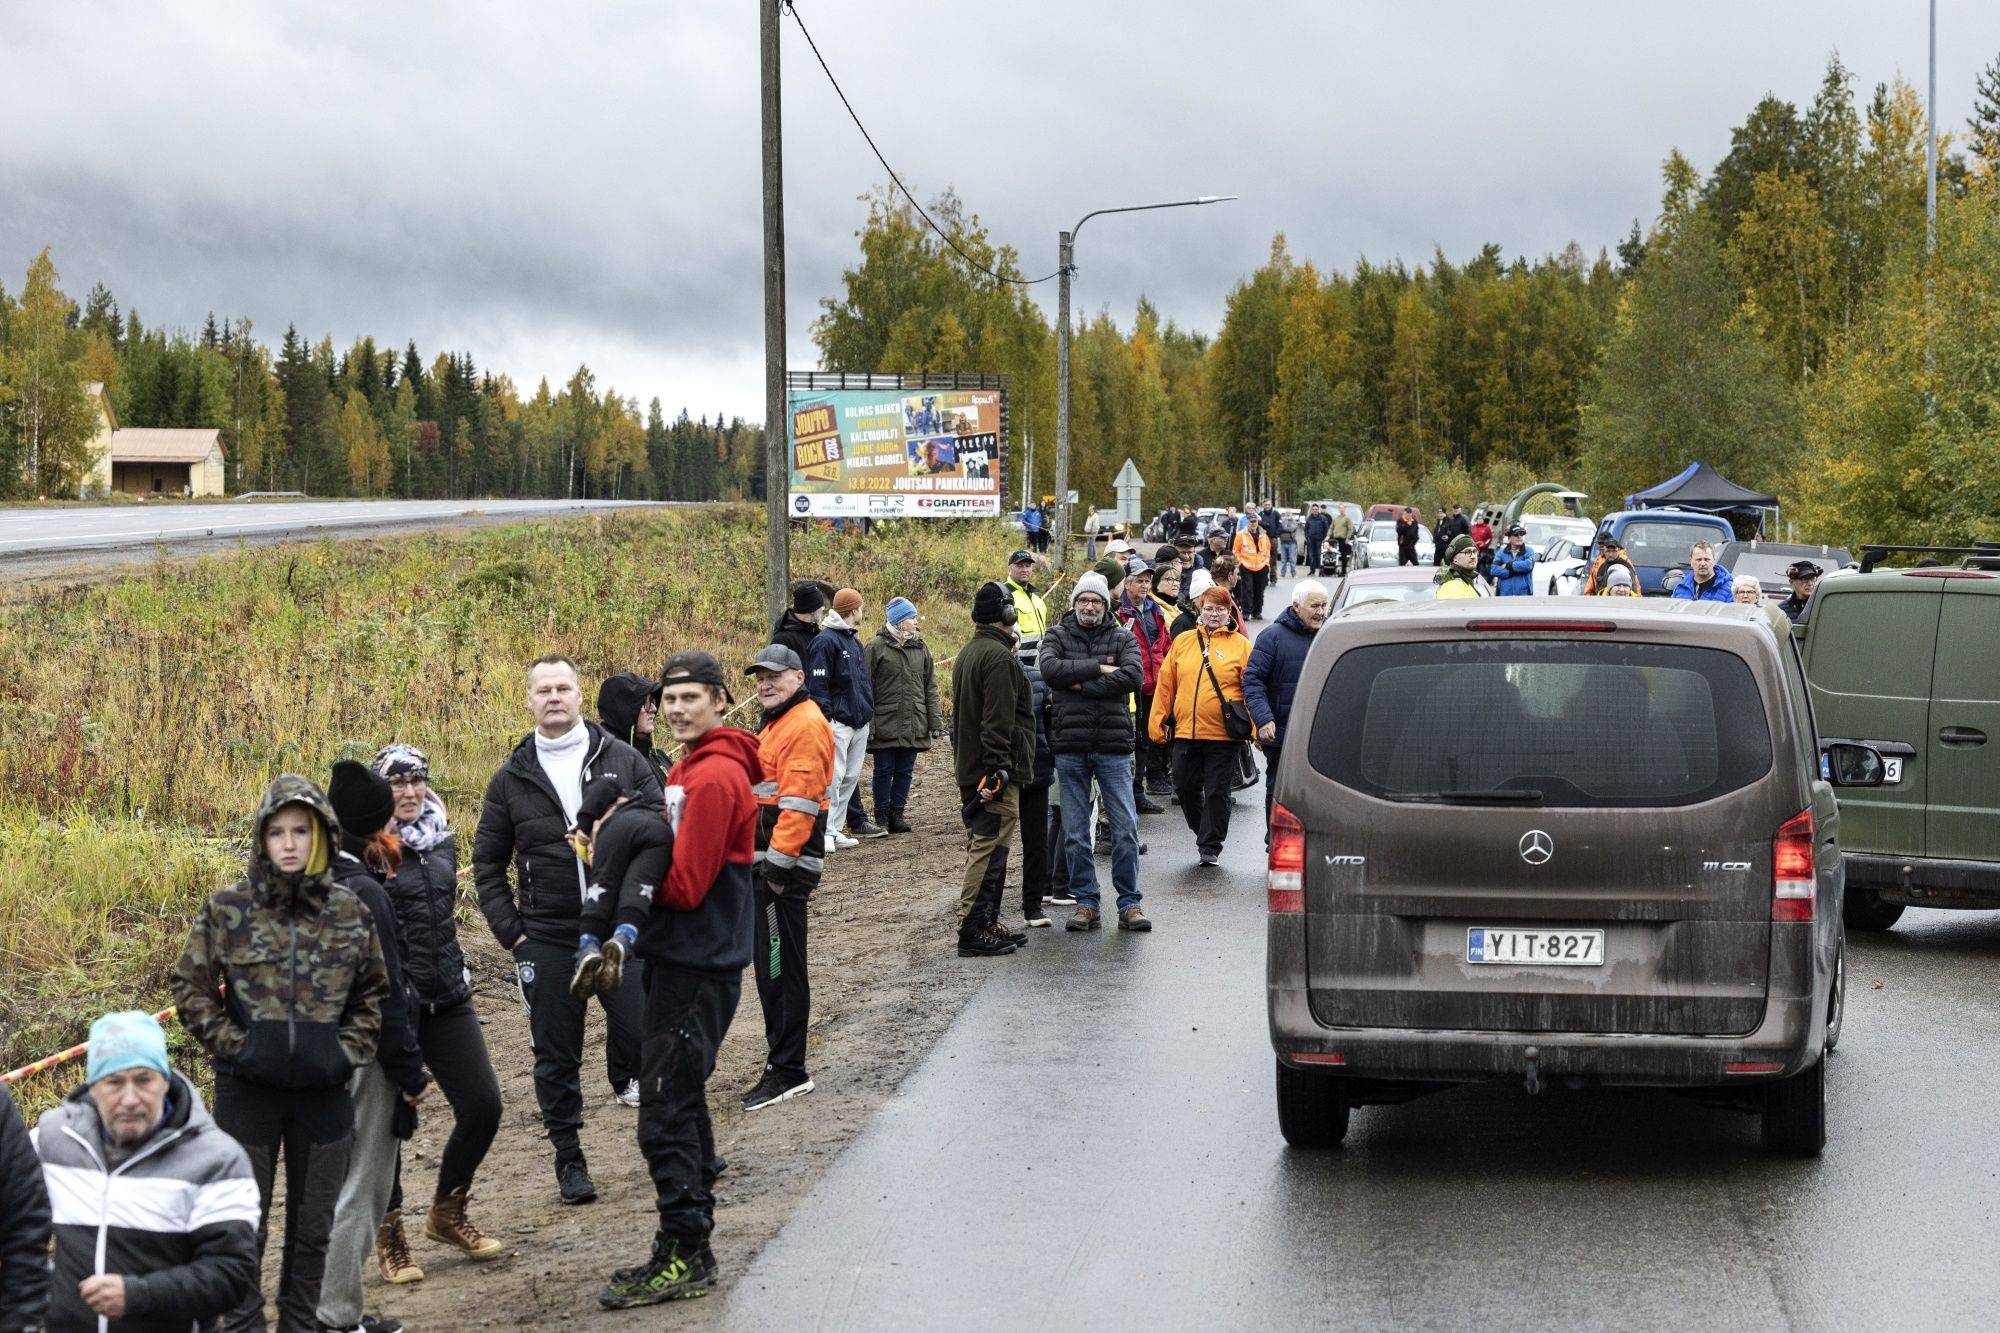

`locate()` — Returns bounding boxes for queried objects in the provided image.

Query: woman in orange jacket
[1149,587,1253,866]
[1231,517,1273,621]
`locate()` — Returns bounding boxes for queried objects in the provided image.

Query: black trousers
[753,872,812,1079]
[1133,692,1157,795]
[579,805,673,943]
[214,1089,352,1333]
[388,997,503,1211]
[1401,545,1421,567]
[1172,740,1238,858]
[513,935,644,1163]
[1019,780,1051,916]
[638,962,740,1245]
[1263,743,1281,844]
[1245,567,1269,617]
[1303,538,1322,573]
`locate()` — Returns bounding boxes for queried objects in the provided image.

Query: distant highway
[0,498,662,569]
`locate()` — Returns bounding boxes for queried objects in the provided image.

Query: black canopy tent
[1625,462,1777,511]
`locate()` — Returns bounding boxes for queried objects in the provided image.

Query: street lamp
[1052,194,1237,569]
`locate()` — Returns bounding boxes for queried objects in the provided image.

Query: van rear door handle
[1938,727,1987,746]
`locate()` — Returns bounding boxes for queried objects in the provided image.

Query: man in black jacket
[769,583,825,665]
[1039,572,1148,932]
[474,655,663,1205]
[0,1083,49,1333]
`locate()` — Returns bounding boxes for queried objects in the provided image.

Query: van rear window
[1306,640,1773,807]
[1621,520,1730,567]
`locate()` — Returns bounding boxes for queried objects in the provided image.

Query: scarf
[1435,562,1480,588]
[533,719,589,824]
[890,619,922,646]
[395,790,452,852]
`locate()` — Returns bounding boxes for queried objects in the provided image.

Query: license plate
[1883,757,1904,784]
[1467,927,1604,966]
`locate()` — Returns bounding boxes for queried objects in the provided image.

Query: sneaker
[957,926,1017,957]
[374,1211,424,1285]
[848,819,888,839]
[1198,850,1220,868]
[1146,779,1175,799]
[361,1319,405,1333]
[595,932,632,996]
[1135,793,1166,815]
[557,1157,597,1205]
[614,1078,641,1108]
[741,1068,814,1112]
[598,1235,716,1309]
[1044,889,1077,906]
[829,831,859,850]
[1066,906,1101,932]
[1093,832,1112,857]
[1119,906,1153,932]
[568,937,607,1000]
[1023,909,1053,928]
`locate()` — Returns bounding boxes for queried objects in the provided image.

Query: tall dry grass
[0,507,1020,1088]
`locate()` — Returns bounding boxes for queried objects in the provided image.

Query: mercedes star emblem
[1519,829,1554,865]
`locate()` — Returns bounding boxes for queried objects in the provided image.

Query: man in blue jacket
[1244,579,1330,840]
[1489,523,1538,596]
[1671,540,1736,603]
[808,588,881,844]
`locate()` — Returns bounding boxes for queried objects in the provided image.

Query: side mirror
[1824,742,1886,788]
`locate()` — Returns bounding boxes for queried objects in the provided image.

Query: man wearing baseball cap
[742,644,833,1114]
[598,652,759,1309]
[32,1011,260,1332]
[1004,550,1051,641]
[1778,560,1823,624]
[1489,523,1538,597]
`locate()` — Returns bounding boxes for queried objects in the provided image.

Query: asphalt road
[723,575,2000,1332]
[0,498,656,561]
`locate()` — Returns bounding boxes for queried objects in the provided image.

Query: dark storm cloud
[4,2,1997,415]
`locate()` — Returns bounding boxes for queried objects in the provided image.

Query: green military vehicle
[1798,544,2000,929]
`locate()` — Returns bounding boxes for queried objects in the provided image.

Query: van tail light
[1269,803,1304,913]
[1773,808,1815,922]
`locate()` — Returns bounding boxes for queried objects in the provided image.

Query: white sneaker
[829,831,859,850]
[614,1078,641,1108]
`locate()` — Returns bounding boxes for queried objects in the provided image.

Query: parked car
[1718,541,1854,605]
[1355,518,1430,570]
[1269,598,1886,1155]
[1533,535,1594,596]
[1594,510,1739,595]
[1797,553,2000,931]
[1328,567,1440,612]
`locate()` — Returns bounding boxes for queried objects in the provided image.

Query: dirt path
[339,747,992,1326]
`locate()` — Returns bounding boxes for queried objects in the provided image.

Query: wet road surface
[725,585,2000,1331]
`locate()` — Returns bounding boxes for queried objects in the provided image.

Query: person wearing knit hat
[886,596,917,626]
[1091,557,1127,597]
[865,595,940,838]
[30,1009,261,1333]
[809,588,881,842]
[1435,533,1482,599]
[951,583,1037,957]
[771,582,826,664]
[972,580,1014,625]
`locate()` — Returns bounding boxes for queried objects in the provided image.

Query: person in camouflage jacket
[171,774,389,1333]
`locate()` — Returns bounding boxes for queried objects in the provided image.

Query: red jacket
[1117,594,1172,694]
[651,725,761,972]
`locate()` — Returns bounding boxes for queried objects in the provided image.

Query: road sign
[1115,458,1146,525]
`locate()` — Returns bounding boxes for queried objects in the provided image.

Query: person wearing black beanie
[772,582,826,663]
[316,761,436,1333]
[971,581,1012,625]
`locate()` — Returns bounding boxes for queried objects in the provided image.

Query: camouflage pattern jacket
[171,776,389,1091]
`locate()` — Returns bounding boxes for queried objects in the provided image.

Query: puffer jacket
[0,1084,48,1332]
[1243,604,1317,746]
[1038,610,1143,756]
[771,610,821,666]
[171,775,389,1092]
[807,612,874,728]
[33,1072,259,1333]
[330,850,428,1097]
[864,625,943,751]
[379,824,470,1011]
[1016,647,1057,789]
[472,722,664,950]
[1490,544,1538,596]
[1149,625,1252,744]
[1671,564,1736,603]
[1117,593,1171,694]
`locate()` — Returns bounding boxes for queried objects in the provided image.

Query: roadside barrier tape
[3,1000,183,1086]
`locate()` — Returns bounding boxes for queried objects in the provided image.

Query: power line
[781,0,1060,287]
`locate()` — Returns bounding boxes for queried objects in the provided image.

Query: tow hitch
[1523,1046,1543,1095]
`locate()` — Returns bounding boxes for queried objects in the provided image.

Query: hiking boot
[598,1234,716,1309]
[741,1068,815,1112]
[1135,792,1166,815]
[884,804,913,834]
[1119,906,1153,932]
[613,1078,641,1108]
[957,923,1017,956]
[557,1157,597,1205]
[848,819,888,839]
[374,1211,424,1285]
[425,1186,504,1260]
[1066,906,1101,932]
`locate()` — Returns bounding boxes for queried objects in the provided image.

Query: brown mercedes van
[1267,599,1885,1156]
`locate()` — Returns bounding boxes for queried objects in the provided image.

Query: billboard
[787,386,1003,518]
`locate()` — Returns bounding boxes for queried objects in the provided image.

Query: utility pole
[1924,0,1939,411]
[761,0,790,629]
[1051,194,1236,570]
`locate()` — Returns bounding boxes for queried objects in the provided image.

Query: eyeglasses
[387,775,428,789]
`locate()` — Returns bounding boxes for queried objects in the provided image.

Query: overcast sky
[5,2,1998,420]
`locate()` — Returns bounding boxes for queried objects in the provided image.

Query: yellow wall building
[78,382,227,498]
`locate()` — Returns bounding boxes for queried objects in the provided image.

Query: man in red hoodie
[598,651,760,1311]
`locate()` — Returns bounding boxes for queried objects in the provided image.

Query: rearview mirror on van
[1824,742,1887,788]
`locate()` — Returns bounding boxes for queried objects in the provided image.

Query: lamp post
[1051,195,1237,569]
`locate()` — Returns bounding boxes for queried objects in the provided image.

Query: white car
[1356,518,1430,569]
[1532,535,1597,595]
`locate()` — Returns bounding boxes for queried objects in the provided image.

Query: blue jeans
[1055,752,1139,911]
[870,746,917,813]
[1279,538,1297,575]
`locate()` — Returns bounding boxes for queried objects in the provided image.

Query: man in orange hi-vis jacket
[1232,514,1273,622]
[742,644,834,1114]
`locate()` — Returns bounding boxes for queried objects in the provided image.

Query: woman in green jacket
[864,597,943,834]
